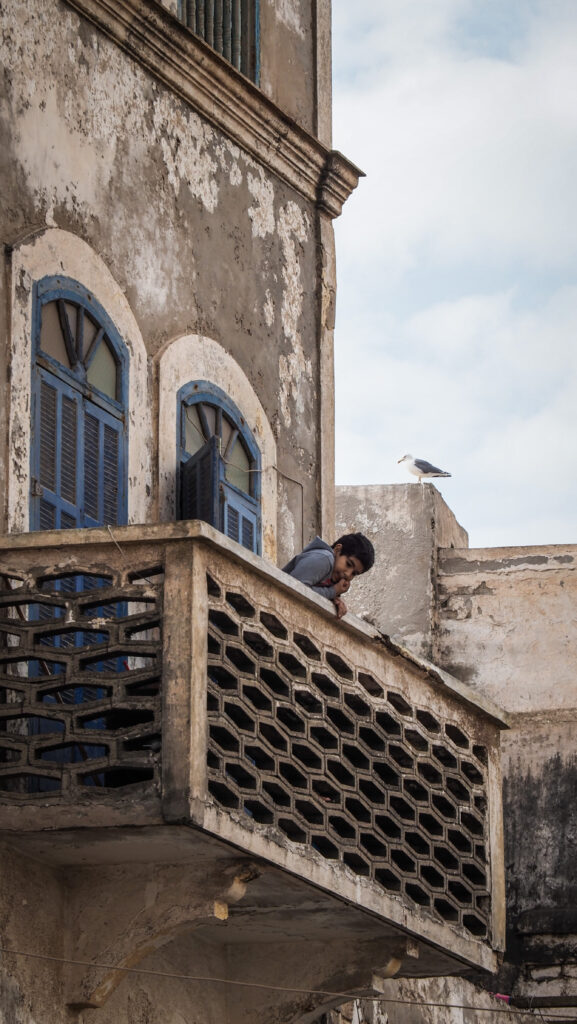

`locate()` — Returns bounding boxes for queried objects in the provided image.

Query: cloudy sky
[331,0,577,548]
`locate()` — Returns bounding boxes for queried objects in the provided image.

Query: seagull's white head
[397,454,413,464]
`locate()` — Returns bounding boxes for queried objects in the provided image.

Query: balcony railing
[0,523,506,971]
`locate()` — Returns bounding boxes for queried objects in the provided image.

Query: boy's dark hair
[334,533,375,572]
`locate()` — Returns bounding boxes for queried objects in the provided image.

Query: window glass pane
[220,414,234,452]
[40,301,70,367]
[82,313,100,359]
[87,338,117,399]
[225,436,250,495]
[183,403,205,456]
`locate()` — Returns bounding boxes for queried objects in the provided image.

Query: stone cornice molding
[64,0,364,217]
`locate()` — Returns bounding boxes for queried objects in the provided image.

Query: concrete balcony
[0,523,507,1018]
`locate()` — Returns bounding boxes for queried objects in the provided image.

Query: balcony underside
[1,823,485,980]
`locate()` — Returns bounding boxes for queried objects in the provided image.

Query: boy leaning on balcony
[282,533,375,620]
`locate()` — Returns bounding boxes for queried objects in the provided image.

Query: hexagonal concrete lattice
[205,571,491,939]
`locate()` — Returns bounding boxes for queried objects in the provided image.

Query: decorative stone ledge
[63,0,363,216]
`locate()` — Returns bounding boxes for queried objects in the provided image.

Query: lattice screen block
[0,566,163,795]
[205,573,490,940]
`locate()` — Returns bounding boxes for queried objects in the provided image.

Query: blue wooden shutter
[180,437,259,553]
[36,371,80,530]
[181,436,220,525]
[221,480,259,554]
[177,0,259,82]
[82,408,123,528]
[34,369,124,531]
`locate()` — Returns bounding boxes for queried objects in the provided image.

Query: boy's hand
[333,578,350,597]
[334,597,348,618]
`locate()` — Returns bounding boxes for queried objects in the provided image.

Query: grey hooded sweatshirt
[282,536,337,601]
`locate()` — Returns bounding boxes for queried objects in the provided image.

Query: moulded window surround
[156,333,277,562]
[7,228,152,534]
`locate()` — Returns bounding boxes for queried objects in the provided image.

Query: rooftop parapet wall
[336,484,468,660]
[0,522,506,972]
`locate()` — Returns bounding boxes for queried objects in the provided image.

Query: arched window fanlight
[38,290,121,402]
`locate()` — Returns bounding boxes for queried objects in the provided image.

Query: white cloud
[332,0,577,546]
[333,0,577,276]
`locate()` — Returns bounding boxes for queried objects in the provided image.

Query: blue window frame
[176,0,260,83]
[30,276,128,531]
[24,278,130,784]
[178,382,261,554]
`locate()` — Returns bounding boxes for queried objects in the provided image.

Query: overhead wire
[0,946,553,1017]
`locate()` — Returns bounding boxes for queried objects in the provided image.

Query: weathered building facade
[1,2,509,1023]
[1,0,359,563]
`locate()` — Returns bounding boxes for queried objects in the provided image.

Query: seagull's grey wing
[413,458,444,474]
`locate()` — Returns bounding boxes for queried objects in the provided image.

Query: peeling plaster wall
[0,0,326,553]
[322,978,538,1024]
[502,717,577,921]
[260,0,315,136]
[258,0,333,144]
[436,545,577,710]
[436,546,577,1007]
[74,937,229,1024]
[0,844,66,1024]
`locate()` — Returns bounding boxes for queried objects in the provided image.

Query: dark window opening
[176,0,260,83]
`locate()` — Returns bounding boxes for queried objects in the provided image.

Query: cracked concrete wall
[0,0,331,562]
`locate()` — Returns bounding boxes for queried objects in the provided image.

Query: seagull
[398,454,452,483]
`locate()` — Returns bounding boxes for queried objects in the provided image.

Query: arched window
[30,276,128,530]
[178,382,261,554]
